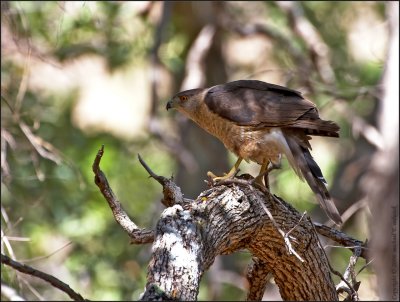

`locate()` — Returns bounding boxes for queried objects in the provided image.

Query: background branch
[1,254,86,301]
[92,146,154,244]
[314,222,368,259]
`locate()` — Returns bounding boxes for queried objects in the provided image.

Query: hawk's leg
[254,159,282,189]
[254,162,269,187]
[265,161,282,189]
[207,157,243,181]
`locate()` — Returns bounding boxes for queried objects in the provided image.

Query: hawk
[166,80,342,225]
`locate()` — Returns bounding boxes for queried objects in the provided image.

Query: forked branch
[93,146,365,301]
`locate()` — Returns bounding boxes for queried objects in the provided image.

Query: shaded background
[1,1,398,301]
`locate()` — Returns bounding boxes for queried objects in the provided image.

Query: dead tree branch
[1,254,86,301]
[336,247,361,301]
[93,147,366,300]
[92,145,154,244]
[314,222,368,260]
[139,181,338,300]
[137,153,186,207]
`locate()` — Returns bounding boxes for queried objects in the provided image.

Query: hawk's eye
[179,95,188,101]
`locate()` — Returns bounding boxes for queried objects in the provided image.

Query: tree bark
[93,148,366,301]
[140,181,338,301]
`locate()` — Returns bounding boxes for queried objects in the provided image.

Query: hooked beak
[166,99,175,111]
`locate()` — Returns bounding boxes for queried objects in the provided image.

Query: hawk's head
[166,88,205,115]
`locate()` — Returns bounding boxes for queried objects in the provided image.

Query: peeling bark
[140,183,338,301]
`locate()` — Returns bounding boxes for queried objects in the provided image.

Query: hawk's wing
[204,80,339,137]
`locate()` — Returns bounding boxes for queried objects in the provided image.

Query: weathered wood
[92,148,368,301]
[246,257,271,301]
[140,183,338,301]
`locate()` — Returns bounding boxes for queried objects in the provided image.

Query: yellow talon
[207,157,243,182]
[206,171,219,179]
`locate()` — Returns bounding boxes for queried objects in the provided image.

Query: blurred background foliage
[1,1,393,300]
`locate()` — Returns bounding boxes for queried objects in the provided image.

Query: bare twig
[14,46,31,115]
[1,228,17,260]
[1,128,16,181]
[356,258,374,276]
[19,241,72,263]
[1,254,86,301]
[92,146,154,244]
[336,247,362,301]
[314,222,368,259]
[138,154,185,207]
[137,153,170,186]
[20,277,44,300]
[223,180,305,262]
[309,218,359,299]
[19,121,62,165]
[286,211,307,237]
[2,94,85,188]
[3,78,62,167]
[3,3,36,66]
[0,236,30,242]
[1,205,12,229]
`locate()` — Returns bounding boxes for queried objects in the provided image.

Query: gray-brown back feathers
[204,80,339,137]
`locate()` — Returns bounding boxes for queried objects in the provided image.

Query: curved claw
[207,170,235,182]
[206,171,219,179]
[207,157,243,182]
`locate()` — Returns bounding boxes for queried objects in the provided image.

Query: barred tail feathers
[284,134,342,225]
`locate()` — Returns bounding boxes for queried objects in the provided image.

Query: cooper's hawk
[166,80,342,225]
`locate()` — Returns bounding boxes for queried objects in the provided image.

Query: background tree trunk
[363,2,399,301]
